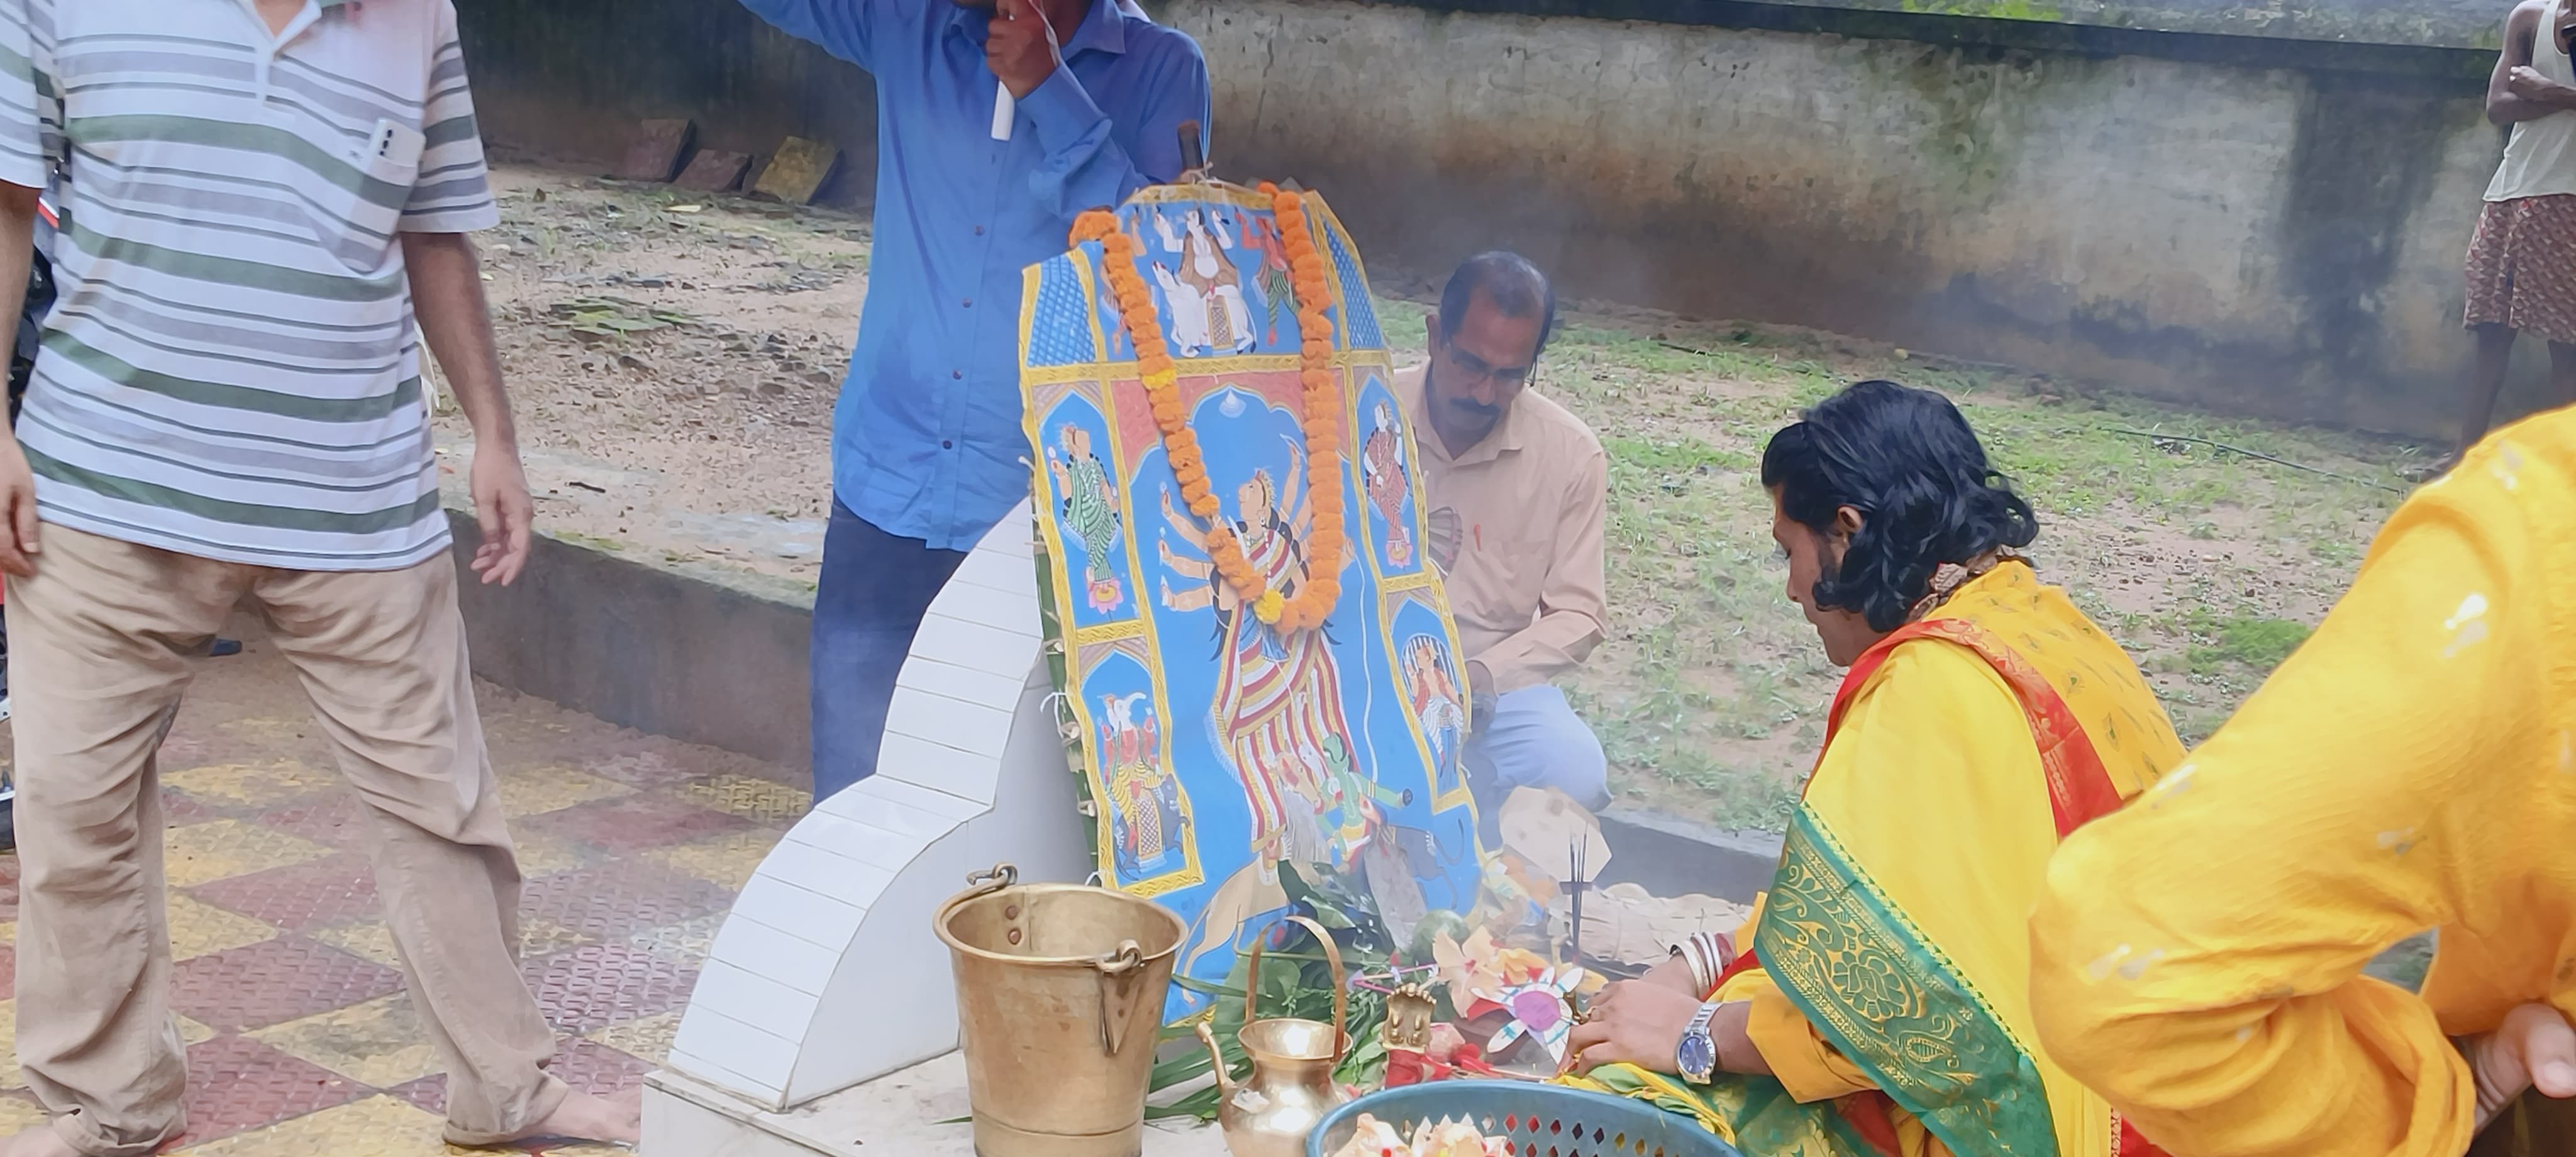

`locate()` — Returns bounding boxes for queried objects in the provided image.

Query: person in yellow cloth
[1562,380,2187,1157]
[2028,407,2576,1156]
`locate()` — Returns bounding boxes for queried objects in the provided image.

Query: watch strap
[1678,999,1724,1084]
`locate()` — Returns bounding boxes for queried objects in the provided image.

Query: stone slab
[675,149,755,194]
[616,118,696,183]
[752,137,841,206]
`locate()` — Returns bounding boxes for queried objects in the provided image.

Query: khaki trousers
[5,526,567,1156]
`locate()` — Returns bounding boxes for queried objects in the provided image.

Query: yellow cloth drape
[1574,563,2184,1157]
[2029,411,2576,1157]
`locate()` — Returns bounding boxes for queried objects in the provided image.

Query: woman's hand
[2465,1002,2576,1133]
[1564,980,1702,1077]
[1641,953,1704,997]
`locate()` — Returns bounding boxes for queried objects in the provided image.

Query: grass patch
[2185,615,2313,677]
[1602,435,1752,475]
[1406,300,2416,831]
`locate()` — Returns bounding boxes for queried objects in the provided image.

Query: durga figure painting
[1155,438,1409,870]
[1021,184,1482,1023]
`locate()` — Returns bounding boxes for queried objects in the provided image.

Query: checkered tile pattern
[0,643,809,1154]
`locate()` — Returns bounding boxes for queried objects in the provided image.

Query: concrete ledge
[450,514,2451,980]
[444,507,1801,903]
[1596,807,1784,903]
[446,509,817,773]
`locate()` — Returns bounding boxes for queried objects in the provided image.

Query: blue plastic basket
[1305,1081,1741,1157]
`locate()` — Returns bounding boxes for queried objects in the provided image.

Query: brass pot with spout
[1192,915,1352,1157]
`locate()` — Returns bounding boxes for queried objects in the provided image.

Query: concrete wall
[459,0,879,201]
[458,0,2533,436]
[446,510,817,771]
[1164,0,2515,437]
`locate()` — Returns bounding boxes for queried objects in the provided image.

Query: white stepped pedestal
[642,506,1228,1153]
[644,1055,1230,1157]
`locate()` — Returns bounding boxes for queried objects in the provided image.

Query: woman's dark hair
[1759,380,2038,633]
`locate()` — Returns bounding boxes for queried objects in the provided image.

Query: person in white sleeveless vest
[2449,0,2576,477]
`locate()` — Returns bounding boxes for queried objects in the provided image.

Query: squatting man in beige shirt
[1397,253,1612,816]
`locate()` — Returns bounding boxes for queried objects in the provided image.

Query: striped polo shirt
[0,0,497,570]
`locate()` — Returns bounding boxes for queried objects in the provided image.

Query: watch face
[1676,1032,1716,1079]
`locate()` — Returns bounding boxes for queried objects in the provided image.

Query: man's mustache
[1448,397,1501,419]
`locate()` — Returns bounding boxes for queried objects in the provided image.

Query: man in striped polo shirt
[0,3,638,1154]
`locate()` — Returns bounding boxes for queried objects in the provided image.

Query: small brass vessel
[1193,915,1353,1157]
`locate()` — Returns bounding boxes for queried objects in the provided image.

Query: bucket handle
[1244,914,1347,1062]
[1094,938,1147,1056]
[962,862,1018,900]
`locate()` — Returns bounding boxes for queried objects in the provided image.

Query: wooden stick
[2108,428,2404,494]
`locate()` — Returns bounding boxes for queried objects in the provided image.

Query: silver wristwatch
[1675,999,1723,1084]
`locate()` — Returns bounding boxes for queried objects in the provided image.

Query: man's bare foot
[0,1124,81,1157]
[487,1088,642,1148]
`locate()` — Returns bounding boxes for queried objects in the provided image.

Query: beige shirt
[1395,367,1609,695]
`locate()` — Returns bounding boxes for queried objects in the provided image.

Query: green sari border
[1753,804,2059,1157]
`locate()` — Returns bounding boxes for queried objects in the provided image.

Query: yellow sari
[1569,562,2184,1157]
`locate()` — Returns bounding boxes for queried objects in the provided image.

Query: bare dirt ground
[464,161,2426,833]
[441,162,869,583]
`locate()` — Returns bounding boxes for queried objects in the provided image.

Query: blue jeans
[810,500,968,802]
[1466,684,1610,811]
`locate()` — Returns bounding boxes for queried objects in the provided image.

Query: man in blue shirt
[740,0,1209,801]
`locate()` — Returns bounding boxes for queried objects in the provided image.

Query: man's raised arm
[990,0,1210,216]
[739,0,884,70]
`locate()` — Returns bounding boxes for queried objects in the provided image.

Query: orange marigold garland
[1072,186,1345,633]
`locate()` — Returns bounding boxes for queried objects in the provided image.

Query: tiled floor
[0,629,805,1154]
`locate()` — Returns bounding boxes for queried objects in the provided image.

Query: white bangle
[1690,931,1729,992]
[1672,937,1716,995]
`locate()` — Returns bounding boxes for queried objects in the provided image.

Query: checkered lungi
[2464,193,2576,345]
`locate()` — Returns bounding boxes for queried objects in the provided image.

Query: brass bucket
[936,863,1186,1157]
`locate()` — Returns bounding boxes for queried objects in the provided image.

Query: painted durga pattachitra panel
[1019,184,1481,1022]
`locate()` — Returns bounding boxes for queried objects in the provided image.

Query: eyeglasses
[1441,339,1533,389]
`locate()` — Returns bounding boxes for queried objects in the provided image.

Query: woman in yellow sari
[1563,380,2185,1157]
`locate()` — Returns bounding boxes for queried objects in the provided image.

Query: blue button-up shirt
[740,0,1210,550]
